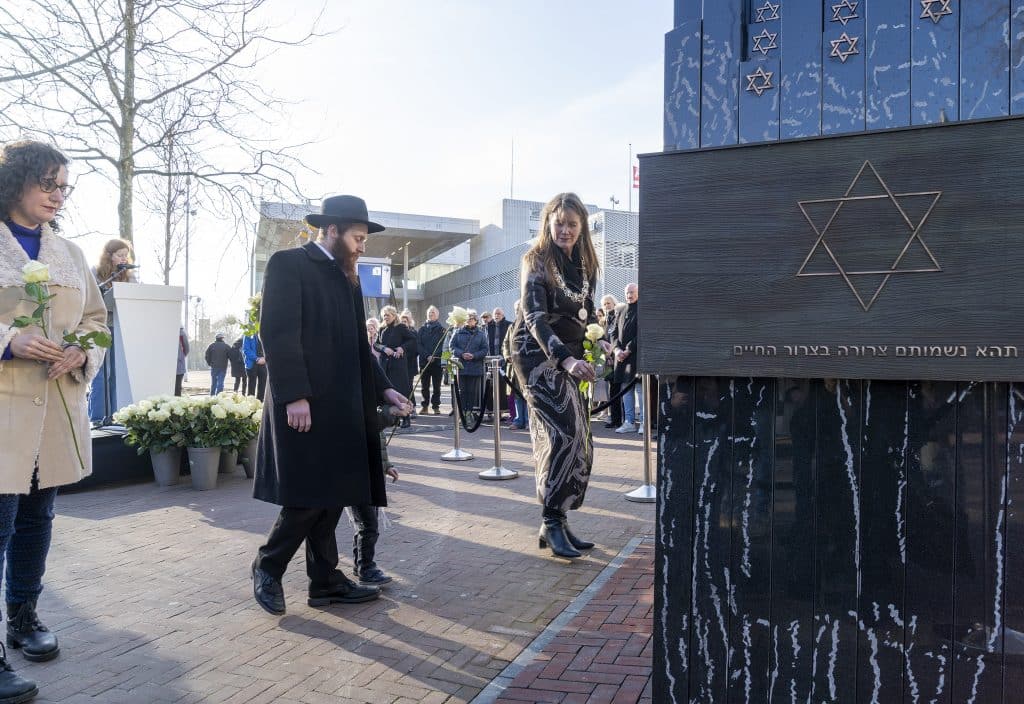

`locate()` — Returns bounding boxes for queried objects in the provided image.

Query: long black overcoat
[253,243,392,509]
[612,301,639,384]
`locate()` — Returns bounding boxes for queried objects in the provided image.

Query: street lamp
[183,177,197,330]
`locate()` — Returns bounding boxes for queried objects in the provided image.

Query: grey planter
[218,448,238,474]
[187,447,220,490]
[149,448,181,486]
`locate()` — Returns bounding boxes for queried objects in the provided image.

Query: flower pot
[149,448,181,486]
[218,448,239,474]
[238,435,258,478]
[187,447,220,490]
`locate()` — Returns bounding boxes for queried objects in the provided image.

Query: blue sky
[64,1,672,318]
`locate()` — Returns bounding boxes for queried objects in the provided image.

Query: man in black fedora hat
[250,194,412,615]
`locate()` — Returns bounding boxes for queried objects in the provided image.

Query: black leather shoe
[0,645,36,703]
[6,602,58,663]
[355,568,393,586]
[308,577,380,606]
[251,561,285,615]
[603,421,617,429]
[538,519,581,559]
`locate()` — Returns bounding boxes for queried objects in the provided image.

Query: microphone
[117,263,140,270]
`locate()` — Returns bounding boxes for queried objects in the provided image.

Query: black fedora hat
[305,195,385,233]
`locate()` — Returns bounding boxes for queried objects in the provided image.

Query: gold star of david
[796,161,943,312]
[830,33,860,63]
[755,1,780,22]
[745,66,774,97]
[831,0,860,25]
[752,28,779,56]
[920,0,953,23]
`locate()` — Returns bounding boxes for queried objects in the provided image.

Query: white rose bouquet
[12,261,112,469]
[113,395,188,454]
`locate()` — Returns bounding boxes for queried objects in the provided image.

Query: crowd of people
[0,135,645,702]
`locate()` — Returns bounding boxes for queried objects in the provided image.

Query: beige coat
[0,223,108,492]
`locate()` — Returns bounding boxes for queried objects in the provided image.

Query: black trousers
[350,505,379,573]
[420,362,443,409]
[255,507,343,588]
[174,374,184,397]
[607,380,623,425]
[247,364,267,401]
[233,373,248,394]
[459,375,482,413]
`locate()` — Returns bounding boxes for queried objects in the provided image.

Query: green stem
[39,297,85,471]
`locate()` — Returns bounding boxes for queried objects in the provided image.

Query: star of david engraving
[796,161,943,312]
[830,33,860,63]
[755,0,780,22]
[752,28,779,56]
[745,66,774,97]
[831,0,860,25]
[920,0,953,23]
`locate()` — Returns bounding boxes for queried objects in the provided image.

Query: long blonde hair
[522,192,599,287]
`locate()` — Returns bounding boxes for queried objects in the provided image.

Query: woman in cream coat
[0,140,107,703]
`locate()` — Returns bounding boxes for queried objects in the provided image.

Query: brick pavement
[489,541,653,704]
[24,413,654,703]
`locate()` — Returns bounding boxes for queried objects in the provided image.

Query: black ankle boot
[0,644,36,703]
[6,602,58,662]
[538,519,581,559]
[562,521,595,550]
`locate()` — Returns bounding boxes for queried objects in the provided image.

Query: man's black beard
[325,237,358,282]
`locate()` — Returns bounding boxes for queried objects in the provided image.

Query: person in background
[243,333,266,401]
[416,306,445,414]
[204,332,230,396]
[0,139,110,702]
[175,326,189,396]
[613,284,641,435]
[91,238,137,292]
[400,310,418,413]
[229,338,247,394]
[449,309,488,418]
[600,294,622,429]
[505,299,528,430]
[486,307,511,422]
[508,192,612,560]
[375,306,416,429]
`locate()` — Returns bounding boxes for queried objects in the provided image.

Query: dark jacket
[375,321,417,397]
[449,325,489,376]
[417,319,446,367]
[205,339,231,370]
[613,301,638,384]
[228,339,246,376]
[486,319,511,357]
[253,242,392,509]
[509,245,597,384]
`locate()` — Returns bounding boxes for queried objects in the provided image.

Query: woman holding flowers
[508,192,612,560]
[0,140,108,701]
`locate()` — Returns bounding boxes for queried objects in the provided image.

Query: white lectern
[109,283,184,410]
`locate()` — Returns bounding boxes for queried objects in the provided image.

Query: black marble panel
[687,378,734,701]
[654,377,694,704]
[726,378,774,701]
[857,379,908,703]
[655,378,1017,704]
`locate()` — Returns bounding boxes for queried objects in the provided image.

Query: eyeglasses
[38,177,74,198]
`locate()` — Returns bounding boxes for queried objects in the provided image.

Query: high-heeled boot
[561,518,594,550]
[538,518,581,559]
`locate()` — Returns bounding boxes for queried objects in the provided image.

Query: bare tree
[0,0,322,245]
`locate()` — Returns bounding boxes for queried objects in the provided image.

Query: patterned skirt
[518,359,593,512]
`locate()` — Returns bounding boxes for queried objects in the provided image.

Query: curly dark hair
[0,140,69,231]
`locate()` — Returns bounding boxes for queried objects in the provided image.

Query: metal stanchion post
[442,370,474,462]
[625,374,657,502]
[479,357,518,480]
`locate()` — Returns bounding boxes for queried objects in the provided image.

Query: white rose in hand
[21,261,51,284]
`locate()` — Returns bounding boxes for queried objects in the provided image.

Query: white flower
[147,409,171,422]
[210,405,227,419]
[137,399,154,412]
[446,306,469,327]
[21,261,50,284]
[250,409,262,421]
[585,324,604,342]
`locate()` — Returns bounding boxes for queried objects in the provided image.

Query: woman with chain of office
[508,192,612,559]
